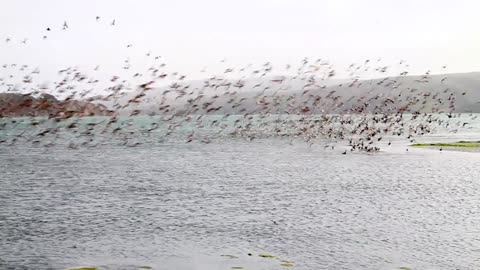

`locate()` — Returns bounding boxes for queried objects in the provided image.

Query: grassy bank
[411,141,480,148]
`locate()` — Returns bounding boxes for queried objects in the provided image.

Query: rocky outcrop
[0,93,113,118]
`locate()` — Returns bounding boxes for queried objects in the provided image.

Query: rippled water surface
[1,119,480,270]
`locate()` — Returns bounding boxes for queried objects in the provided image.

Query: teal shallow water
[1,114,479,147]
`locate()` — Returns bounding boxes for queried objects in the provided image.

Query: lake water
[1,115,480,270]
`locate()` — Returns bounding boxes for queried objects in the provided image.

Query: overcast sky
[1,0,479,82]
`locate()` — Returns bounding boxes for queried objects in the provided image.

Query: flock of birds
[0,17,477,153]
[3,16,117,43]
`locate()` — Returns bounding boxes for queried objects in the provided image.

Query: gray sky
[1,0,479,82]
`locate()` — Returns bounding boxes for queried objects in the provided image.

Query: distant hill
[2,72,479,116]
[112,72,480,115]
[0,93,113,117]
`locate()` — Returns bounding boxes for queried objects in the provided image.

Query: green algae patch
[258,253,276,258]
[281,262,294,267]
[66,268,97,270]
[411,141,480,148]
